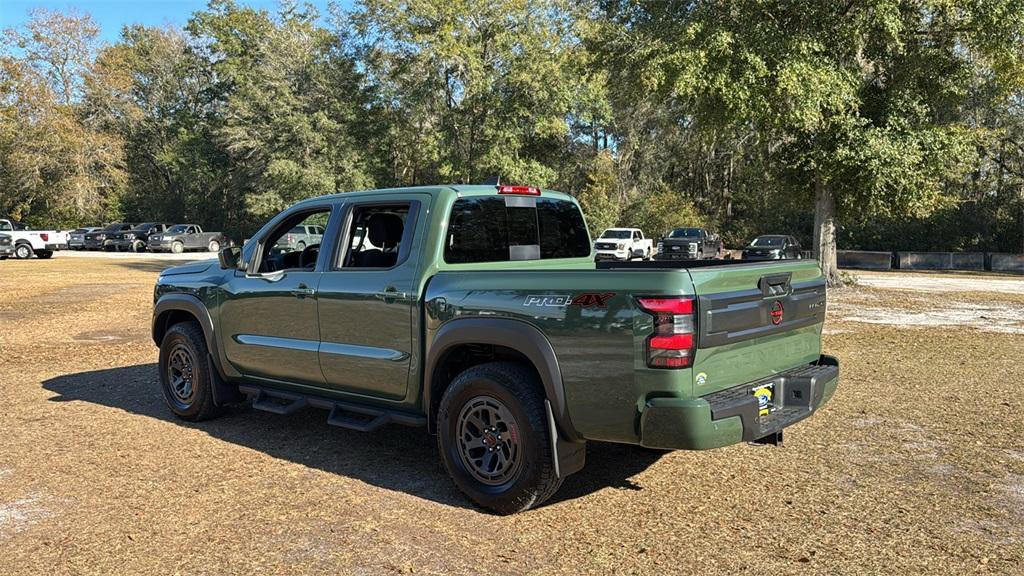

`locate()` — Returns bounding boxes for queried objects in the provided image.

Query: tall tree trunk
[813,170,839,286]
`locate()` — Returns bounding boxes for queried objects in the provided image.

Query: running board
[239,384,426,431]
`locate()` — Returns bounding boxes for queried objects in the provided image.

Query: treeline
[2,0,1024,277]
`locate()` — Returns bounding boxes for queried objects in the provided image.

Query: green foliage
[624,183,706,240]
[1,0,1022,257]
[575,151,621,235]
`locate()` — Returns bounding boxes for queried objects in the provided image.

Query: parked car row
[1,216,231,260]
[71,222,226,254]
[593,226,804,262]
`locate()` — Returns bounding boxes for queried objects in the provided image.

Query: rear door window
[445,196,590,263]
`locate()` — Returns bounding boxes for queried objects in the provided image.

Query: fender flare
[152,294,242,406]
[424,317,580,442]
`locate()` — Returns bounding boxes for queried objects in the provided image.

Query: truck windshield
[166,225,190,234]
[133,223,158,231]
[600,230,631,239]
[668,228,702,238]
[751,236,784,247]
[445,196,590,263]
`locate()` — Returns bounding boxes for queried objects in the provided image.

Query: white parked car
[593,228,654,261]
[0,218,68,259]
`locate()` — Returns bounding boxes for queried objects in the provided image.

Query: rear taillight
[637,296,696,369]
[40,233,49,241]
[497,185,541,196]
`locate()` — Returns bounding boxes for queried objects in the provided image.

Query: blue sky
[1,0,354,44]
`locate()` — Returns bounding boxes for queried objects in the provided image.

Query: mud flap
[545,400,586,478]
[208,355,244,406]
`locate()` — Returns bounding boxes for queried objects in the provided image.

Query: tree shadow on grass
[42,364,664,512]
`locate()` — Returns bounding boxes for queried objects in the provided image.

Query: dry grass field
[1,257,1022,575]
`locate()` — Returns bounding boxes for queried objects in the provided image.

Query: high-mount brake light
[497,185,541,196]
[637,296,697,369]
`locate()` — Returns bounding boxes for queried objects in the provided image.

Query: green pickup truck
[152,184,838,514]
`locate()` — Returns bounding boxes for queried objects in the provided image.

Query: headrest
[367,213,404,248]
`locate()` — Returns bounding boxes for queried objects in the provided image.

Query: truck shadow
[41,364,664,512]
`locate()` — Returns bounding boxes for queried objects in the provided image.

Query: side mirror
[218,246,242,270]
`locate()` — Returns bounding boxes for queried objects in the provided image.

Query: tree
[348,0,584,187]
[595,0,1024,283]
[575,150,622,234]
[0,9,124,226]
[624,182,705,240]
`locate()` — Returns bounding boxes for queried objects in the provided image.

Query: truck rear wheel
[35,250,53,259]
[14,243,32,259]
[158,321,223,421]
[437,362,561,515]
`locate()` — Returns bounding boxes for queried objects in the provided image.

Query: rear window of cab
[444,196,590,264]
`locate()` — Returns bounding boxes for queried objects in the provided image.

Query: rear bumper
[44,243,66,251]
[639,355,839,450]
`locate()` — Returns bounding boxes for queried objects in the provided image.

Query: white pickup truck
[593,227,655,261]
[0,218,68,259]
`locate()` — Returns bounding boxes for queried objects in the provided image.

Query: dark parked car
[112,223,173,252]
[148,224,225,253]
[742,235,803,260]
[655,227,721,260]
[84,223,135,250]
[0,233,12,259]
[68,227,101,250]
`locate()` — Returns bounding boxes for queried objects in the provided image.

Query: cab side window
[340,204,412,269]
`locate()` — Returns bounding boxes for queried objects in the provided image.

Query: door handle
[375,287,407,303]
[291,283,316,298]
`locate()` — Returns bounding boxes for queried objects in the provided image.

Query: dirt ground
[1,258,1022,575]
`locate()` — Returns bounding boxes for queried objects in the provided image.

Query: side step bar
[239,384,426,432]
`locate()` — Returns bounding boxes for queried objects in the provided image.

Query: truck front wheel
[437,362,562,515]
[158,321,223,421]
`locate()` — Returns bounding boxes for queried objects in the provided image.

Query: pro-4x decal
[524,293,615,308]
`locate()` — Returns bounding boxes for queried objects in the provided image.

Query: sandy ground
[0,260,1022,575]
[856,270,1024,295]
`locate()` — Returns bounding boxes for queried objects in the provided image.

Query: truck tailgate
[687,261,826,396]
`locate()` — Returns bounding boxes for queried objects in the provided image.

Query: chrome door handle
[376,287,407,303]
[292,283,316,298]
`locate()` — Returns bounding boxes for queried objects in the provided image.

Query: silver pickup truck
[148,224,225,254]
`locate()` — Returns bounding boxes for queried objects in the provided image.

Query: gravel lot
[1,259,1021,574]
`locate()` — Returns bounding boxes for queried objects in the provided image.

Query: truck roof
[294,184,577,208]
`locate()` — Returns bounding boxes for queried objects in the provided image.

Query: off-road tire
[14,243,32,259]
[171,241,184,254]
[208,240,220,253]
[35,250,53,259]
[437,361,561,515]
[158,321,224,422]
[295,241,306,252]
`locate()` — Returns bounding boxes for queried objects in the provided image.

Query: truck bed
[424,258,827,446]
